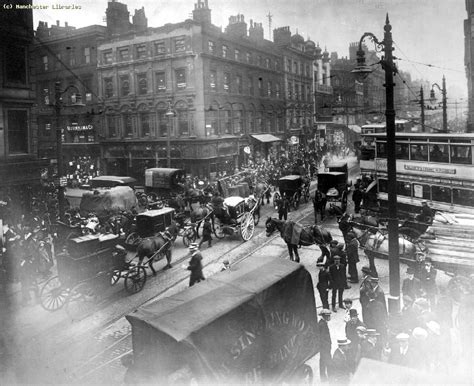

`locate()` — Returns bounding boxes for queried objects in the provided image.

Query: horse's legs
[164,250,172,269]
[292,245,300,263]
[287,244,294,261]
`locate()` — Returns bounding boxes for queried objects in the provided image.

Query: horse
[136,234,173,276]
[312,190,327,222]
[265,217,333,263]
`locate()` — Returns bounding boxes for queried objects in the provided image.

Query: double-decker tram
[360,131,474,216]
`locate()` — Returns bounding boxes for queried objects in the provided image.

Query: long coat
[331,348,351,384]
[329,263,346,289]
[402,277,422,300]
[187,251,204,285]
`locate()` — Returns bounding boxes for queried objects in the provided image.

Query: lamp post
[430,76,448,133]
[54,81,85,221]
[352,14,400,315]
[165,100,176,168]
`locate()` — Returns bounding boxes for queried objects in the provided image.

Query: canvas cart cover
[145,168,185,188]
[126,255,319,384]
[79,186,138,216]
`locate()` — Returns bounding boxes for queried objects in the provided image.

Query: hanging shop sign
[244,146,251,154]
[66,124,94,132]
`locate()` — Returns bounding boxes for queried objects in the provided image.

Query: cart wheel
[182,227,196,247]
[213,219,225,239]
[65,282,97,322]
[304,188,310,203]
[39,275,69,311]
[240,212,255,241]
[125,232,141,246]
[124,266,147,294]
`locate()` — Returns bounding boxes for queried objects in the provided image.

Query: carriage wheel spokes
[65,281,97,322]
[253,211,260,226]
[125,232,141,246]
[182,227,196,247]
[293,192,300,210]
[111,270,121,285]
[240,213,255,241]
[124,266,147,294]
[39,275,69,311]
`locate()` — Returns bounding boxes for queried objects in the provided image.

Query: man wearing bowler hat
[329,256,346,312]
[402,266,422,300]
[316,262,331,310]
[318,309,332,382]
[185,243,205,287]
[419,256,438,305]
[331,338,352,384]
[345,309,366,373]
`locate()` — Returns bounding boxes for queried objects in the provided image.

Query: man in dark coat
[388,333,414,367]
[402,266,422,300]
[364,291,388,344]
[313,190,326,224]
[345,233,360,283]
[359,266,373,322]
[277,193,290,220]
[198,217,212,249]
[316,262,331,310]
[318,309,332,382]
[330,338,352,384]
[345,309,366,373]
[352,186,363,214]
[419,257,438,306]
[329,256,346,312]
[186,244,205,287]
[360,329,381,361]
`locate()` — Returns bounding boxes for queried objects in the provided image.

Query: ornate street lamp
[165,100,176,168]
[430,76,448,133]
[54,81,85,221]
[352,15,401,315]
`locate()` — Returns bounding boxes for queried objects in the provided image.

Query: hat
[361,266,372,275]
[337,338,351,346]
[319,309,331,316]
[406,267,415,274]
[223,259,230,265]
[366,329,380,336]
[334,255,341,260]
[343,298,353,304]
[412,327,428,340]
[330,240,338,246]
[396,333,410,341]
[349,309,358,317]
[370,277,379,283]
[422,200,428,205]
[356,326,367,334]
[316,262,325,267]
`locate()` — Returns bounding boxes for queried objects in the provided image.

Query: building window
[248,110,255,133]
[120,75,130,96]
[287,59,291,72]
[276,83,280,98]
[450,145,472,164]
[41,85,50,105]
[136,44,147,59]
[103,50,112,64]
[123,114,133,137]
[265,58,270,68]
[104,78,114,98]
[209,70,217,90]
[156,72,166,92]
[235,48,240,61]
[118,47,130,62]
[222,45,228,58]
[5,45,27,84]
[294,61,298,74]
[208,40,215,54]
[275,60,280,71]
[42,55,49,71]
[154,41,166,55]
[175,68,186,89]
[83,47,91,64]
[267,81,272,97]
[68,46,75,66]
[306,64,310,77]
[43,122,52,136]
[223,110,231,134]
[174,37,185,52]
[248,76,254,95]
[140,113,151,137]
[158,111,168,137]
[233,110,242,134]
[236,75,242,94]
[287,81,292,98]
[258,78,264,97]
[246,52,251,64]
[137,73,148,95]
[7,109,28,154]
[224,73,230,93]
[178,110,189,136]
[55,53,62,70]
[257,56,262,66]
[107,115,117,138]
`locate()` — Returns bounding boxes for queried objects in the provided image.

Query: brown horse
[265,217,333,263]
[136,234,172,276]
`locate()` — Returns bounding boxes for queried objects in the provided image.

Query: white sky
[33,0,468,100]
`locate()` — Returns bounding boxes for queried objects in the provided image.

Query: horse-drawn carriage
[123,255,318,385]
[212,196,258,241]
[317,170,350,214]
[144,168,186,204]
[39,233,146,320]
[274,175,310,210]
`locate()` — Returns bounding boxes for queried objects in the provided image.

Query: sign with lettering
[404,164,456,175]
[66,124,93,132]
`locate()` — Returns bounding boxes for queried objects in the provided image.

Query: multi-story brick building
[465,0,474,132]
[97,0,316,180]
[33,20,107,186]
[0,0,48,219]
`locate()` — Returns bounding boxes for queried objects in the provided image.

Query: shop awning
[251,134,282,143]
